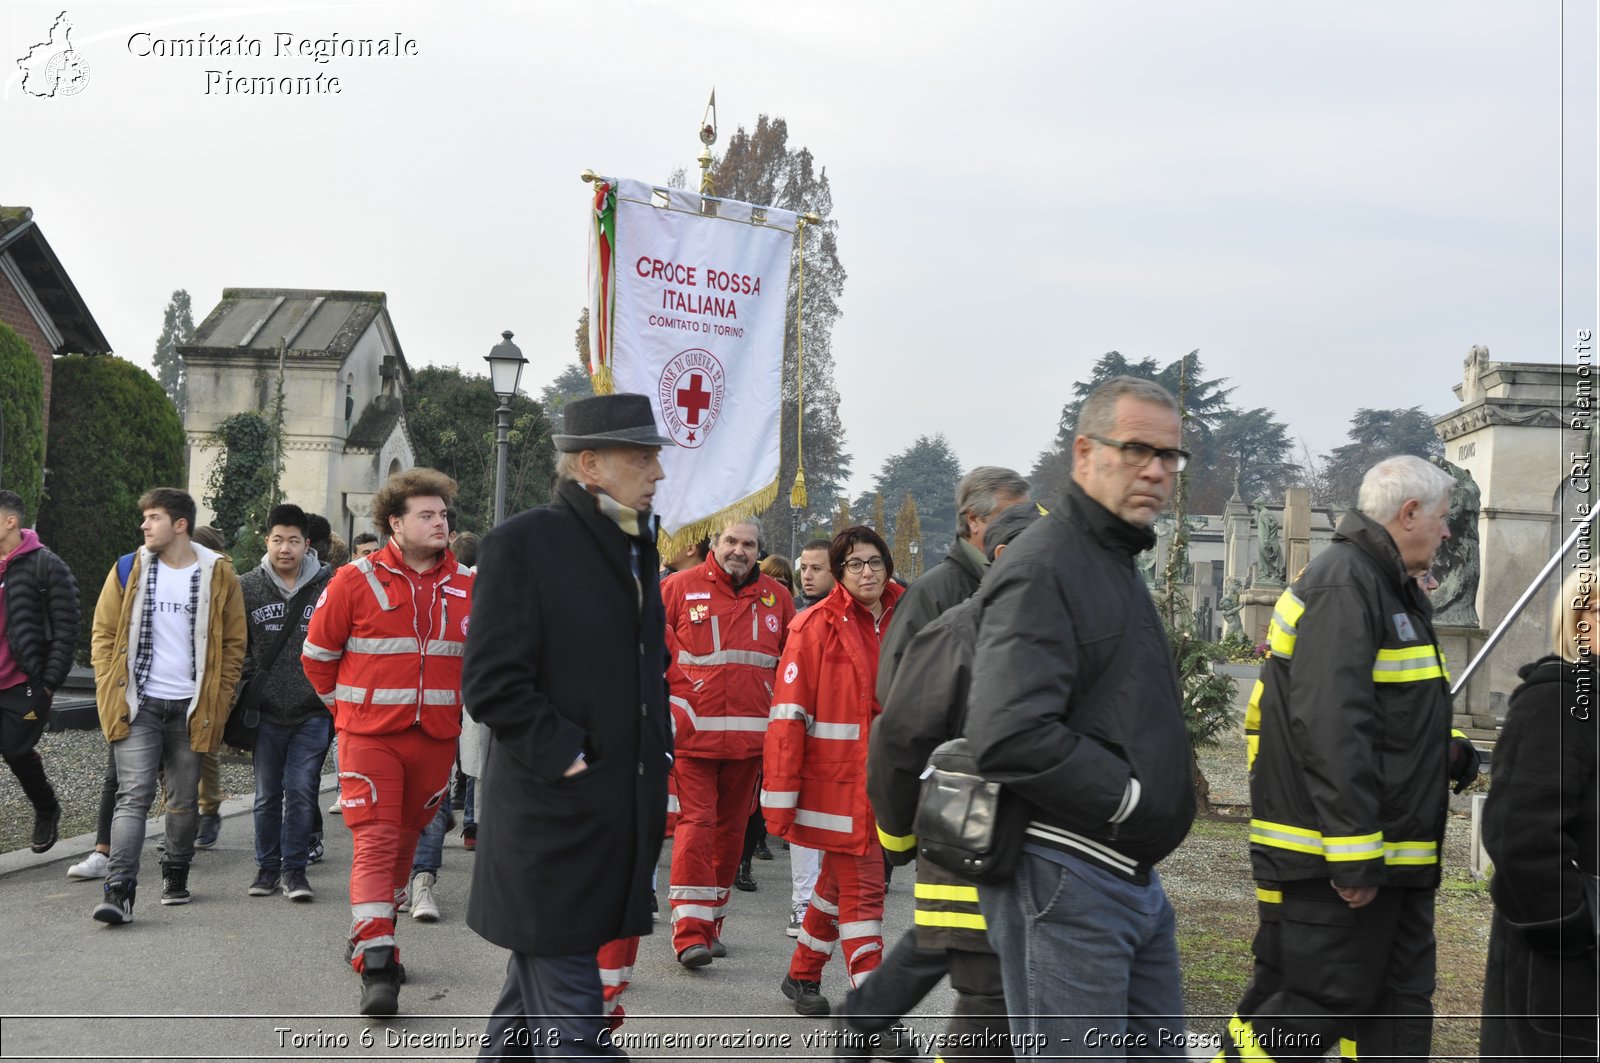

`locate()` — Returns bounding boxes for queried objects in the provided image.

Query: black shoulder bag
[225,579,320,751]
[914,604,1137,884]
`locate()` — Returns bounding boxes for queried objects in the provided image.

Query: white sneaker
[327,800,342,815]
[68,851,110,880]
[409,871,439,922]
[786,902,807,938]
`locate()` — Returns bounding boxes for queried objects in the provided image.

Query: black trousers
[1224,881,1436,1062]
[841,930,1015,1060]
[479,950,621,1060]
[0,686,54,812]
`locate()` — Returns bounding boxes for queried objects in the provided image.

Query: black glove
[1448,735,1481,794]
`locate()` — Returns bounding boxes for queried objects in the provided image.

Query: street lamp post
[909,539,920,579]
[484,330,527,528]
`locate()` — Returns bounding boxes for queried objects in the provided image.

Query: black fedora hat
[553,393,674,452]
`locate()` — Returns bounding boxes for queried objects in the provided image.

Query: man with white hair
[1218,454,1481,1062]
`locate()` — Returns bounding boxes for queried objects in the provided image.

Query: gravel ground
[0,727,334,854]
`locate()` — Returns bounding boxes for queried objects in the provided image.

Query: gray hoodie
[239,551,333,727]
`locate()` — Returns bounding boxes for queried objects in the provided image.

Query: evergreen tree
[37,355,185,660]
[870,492,886,534]
[547,310,600,420]
[0,323,45,518]
[152,289,194,415]
[713,115,852,547]
[854,434,963,551]
[405,365,556,532]
[1318,407,1444,510]
[892,493,923,577]
[832,497,852,536]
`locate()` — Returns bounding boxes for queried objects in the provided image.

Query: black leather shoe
[359,947,401,1016]
[678,944,713,969]
[781,974,830,1016]
[30,803,60,853]
[734,861,757,892]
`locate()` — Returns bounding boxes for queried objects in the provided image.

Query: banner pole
[1450,504,1599,695]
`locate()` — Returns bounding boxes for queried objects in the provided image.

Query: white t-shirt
[141,560,199,700]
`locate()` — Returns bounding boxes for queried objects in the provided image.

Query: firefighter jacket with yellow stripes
[868,594,992,953]
[662,556,795,760]
[301,540,473,740]
[1246,509,1452,890]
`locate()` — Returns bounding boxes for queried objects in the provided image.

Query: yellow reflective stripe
[877,825,917,852]
[1383,839,1439,866]
[914,882,981,903]
[1255,887,1283,904]
[1244,681,1264,734]
[1267,590,1304,658]
[1338,1036,1358,1059]
[914,909,988,931]
[1322,832,1385,862]
[1226,1014,1276,1061]
[1246,733,1260,771]
[1372,645,1445,683]
[1449,728,1466,740]
[1249,818,1324,855]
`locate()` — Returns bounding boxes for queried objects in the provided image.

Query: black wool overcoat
[463,478,671,956]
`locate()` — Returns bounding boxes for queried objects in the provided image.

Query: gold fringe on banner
[658,477,780,559]
[590,363,615,396]
[789,218,808,511]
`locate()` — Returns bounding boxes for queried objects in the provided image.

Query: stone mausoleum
[179,288,415,543]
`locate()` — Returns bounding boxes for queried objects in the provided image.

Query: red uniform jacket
[301,542,473,740]
[761,580,903,855]
[662,556,795,759]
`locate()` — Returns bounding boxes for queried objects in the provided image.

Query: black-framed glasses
[1088,434,1190,472]
[843,556,887,574]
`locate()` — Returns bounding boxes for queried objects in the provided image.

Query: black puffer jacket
[1,532,81,691]
[875,541,983,705]
[966,480,1195,877]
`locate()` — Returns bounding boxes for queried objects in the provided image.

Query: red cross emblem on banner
[658,348,725,450]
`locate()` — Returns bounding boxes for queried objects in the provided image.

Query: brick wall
[0,266,56,444]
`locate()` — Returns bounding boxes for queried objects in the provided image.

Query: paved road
[0,780,965,1063]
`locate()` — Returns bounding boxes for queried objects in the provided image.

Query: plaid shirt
[132,555,201,696]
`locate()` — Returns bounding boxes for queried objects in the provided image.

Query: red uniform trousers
[337,728,457,972]
[788,849,886,988]
[669,754,761,954]
[596,936,640,1029]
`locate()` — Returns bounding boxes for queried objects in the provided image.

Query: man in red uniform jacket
[302,469,473,1017]
[661,518,795,967]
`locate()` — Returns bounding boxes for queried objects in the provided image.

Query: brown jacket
[91,544,248,752]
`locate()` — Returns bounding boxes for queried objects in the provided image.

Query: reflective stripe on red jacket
[761,579,902,855]
[662,556,794,759]
[301,541,473,739]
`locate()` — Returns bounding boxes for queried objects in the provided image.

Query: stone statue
[1218,578,1244,639]
[1254,501,1286,585]
[1458,344,1492,404]
[1428,456,1481,627]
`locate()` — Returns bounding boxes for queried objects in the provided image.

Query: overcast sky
[5,0,1595,501]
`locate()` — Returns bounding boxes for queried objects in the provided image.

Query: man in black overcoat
[463,393,674,1060]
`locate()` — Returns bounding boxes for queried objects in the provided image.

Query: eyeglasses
[1087,435,1190,473]
[843,556,887,574]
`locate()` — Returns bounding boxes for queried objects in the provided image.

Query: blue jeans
[464,776,476,827]
[411,799,449,877]
[979,850,1185,1059]
[253,712,332,872]
[109,697,202,882]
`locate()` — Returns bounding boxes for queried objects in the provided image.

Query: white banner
[606,178,798,540]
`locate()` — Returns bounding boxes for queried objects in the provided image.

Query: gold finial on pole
[698,88,717,195]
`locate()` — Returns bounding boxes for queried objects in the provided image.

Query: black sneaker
[30,802,61,853]
[734,860,757,892]
[282,868,314,902]
[93,879,136,925]
[249,868,281,896]
[160,861,192,905]
[781,974,830,1016]
[359,946,401,1016]
[194,813,221,849]
[753,840,773,861]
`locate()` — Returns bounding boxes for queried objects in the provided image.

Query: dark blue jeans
[253,712,332,873]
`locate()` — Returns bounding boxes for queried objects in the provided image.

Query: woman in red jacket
[762,525,903,1016]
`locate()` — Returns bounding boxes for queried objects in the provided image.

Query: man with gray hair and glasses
[876,466,1029,705]
[966,375,1197,1057]
[1216,454,1478,1062]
